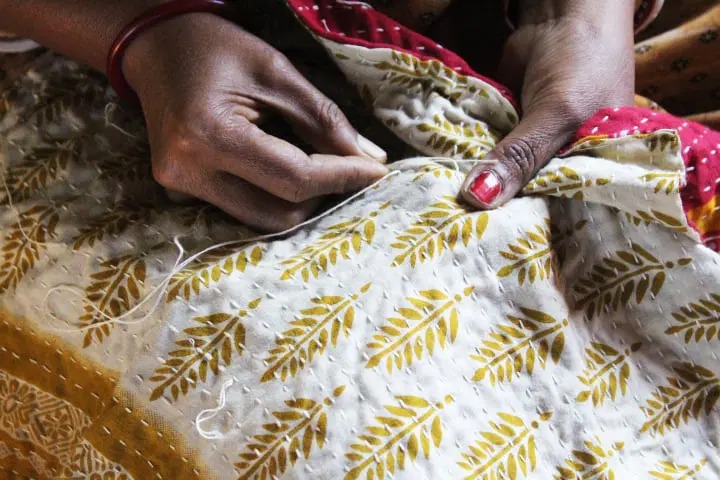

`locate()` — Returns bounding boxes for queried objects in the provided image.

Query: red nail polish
[470,171,502,205]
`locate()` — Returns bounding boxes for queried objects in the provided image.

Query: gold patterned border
[0,308,212,480]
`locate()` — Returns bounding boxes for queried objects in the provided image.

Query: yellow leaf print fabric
[2,26,720,480]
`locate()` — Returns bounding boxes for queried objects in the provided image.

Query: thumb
[460,108,575,209]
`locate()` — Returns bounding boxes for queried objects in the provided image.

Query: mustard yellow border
[0,309,212,480]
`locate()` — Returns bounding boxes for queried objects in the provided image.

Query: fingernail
[357,134,387,163]
[470,171,502,205]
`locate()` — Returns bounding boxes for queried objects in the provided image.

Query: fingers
[152,117,388,230]
[260,53,387,162]
[212,118,389,203]
[199,172,321,233]
[460,107,575,209]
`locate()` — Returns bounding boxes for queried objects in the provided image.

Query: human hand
[460,0,635,209]
[124,13,388,232]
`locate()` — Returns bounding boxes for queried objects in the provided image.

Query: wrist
[111,1,237,101]
[122,12,215,96]
[516,0,633,26]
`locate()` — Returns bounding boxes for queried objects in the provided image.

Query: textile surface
[1,1,720,479]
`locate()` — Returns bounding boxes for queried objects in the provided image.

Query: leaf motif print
[623,210,688,233]
[79,254,146,348]
[524,167,610,200]
[576,342,640,406]
[640,363,720,435]
[280,202,389,282]
[344,394,453,480]
[261,284,370,382]
[554,440,624,480]
[573,243,692,320]
[497,219,554,285]
[366,287,473,373]
[645,132,680,153]
[391,196,488,267]
[412,164,456,183]
[416,114,496,159]
[0,204,60,293]
[149,299,260,402]
[639,172,681,195]
[457,411,552,480]
[665,294,720,343]
[17,77,105,129]
[374,51,476,104]
[167,245,263,302]
[471,308,568,384]
[97,149,151,183]
[72,203,153,250]
[2,138,81,203]
[649,459,708,479]
[235,386,346,480]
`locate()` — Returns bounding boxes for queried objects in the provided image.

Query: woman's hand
[460,0,635,209]
[124,13,388,232]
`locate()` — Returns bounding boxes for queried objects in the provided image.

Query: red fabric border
[574,107,720,245]
[285,0,519,110]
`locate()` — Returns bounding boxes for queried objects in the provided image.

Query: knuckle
[336,164,361,193]
[266,208,309,232]
[207,109,253,147]
[316,100,347,132]
[497,137,537,180]
[264,50,294,79]
[286,158,314,203]
[151,131,199,189]
[152,156,182,189]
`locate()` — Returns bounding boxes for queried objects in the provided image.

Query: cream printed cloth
[1,1,720,479]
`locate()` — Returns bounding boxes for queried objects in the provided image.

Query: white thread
[0,142,45,247]
[196,379,235,440]
[44,236,187,332]
[103,103,141,139]
[42,170,403,332]
[30,155,490,333]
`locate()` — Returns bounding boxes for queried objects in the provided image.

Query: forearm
[0,0,165,72]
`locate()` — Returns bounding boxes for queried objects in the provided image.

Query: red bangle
[107,0,236,102]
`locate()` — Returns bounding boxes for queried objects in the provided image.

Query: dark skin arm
[0,0,164,72]
[0,1,389,232]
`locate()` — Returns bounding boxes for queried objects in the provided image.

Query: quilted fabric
[1,1,720,479]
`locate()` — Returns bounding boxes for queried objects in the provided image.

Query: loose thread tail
[196,378,235,440]
[43,236,188,333]
[0,144,48,247]
[103,102,142,139]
